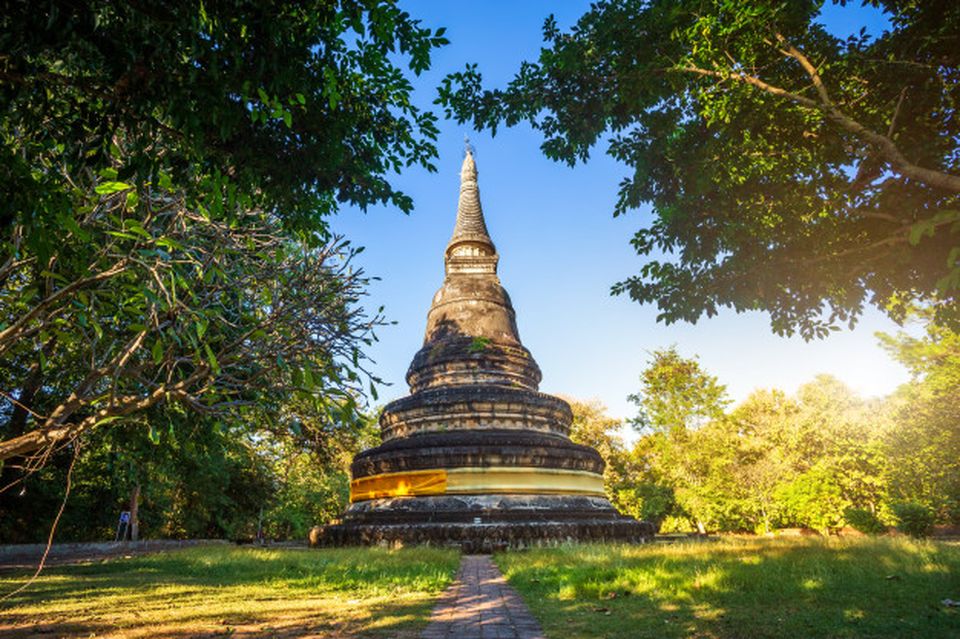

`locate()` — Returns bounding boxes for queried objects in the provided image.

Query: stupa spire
[447,146,495,259]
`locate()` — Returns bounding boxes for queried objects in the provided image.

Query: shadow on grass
[496,537,960,639]
[0,545,460,638]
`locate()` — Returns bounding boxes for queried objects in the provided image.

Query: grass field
[2,537,958,638]
[0,545,460,638]
[495,536,960,639]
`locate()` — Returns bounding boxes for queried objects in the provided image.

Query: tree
[729,389,799,532]
[625,348,898,533]
[566,398,677,527]
[0,399,380,543]
[627,348,735,532]
[0,1,446,486]
[441,0,960,338]
[628,347,729,433]
[567,398,629,480]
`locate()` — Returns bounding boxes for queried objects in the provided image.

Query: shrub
[891,502,935,537]
[843,507,887,534]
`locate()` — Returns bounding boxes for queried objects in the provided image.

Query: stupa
[311,148,654,549]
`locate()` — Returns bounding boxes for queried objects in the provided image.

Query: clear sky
[330,1,908,422]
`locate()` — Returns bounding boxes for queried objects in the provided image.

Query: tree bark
[129,483,140,542]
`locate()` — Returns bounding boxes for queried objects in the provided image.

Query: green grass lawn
[0,545,460,638]
[495,537,960,639]
[3,537,957,639]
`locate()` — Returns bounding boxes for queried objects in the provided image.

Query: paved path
[422,555,546,639]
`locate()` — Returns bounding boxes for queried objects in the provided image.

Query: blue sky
[331,1,907,421]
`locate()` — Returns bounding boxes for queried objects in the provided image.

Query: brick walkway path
[421,555,546,639]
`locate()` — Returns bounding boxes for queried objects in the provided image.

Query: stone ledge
[352,429,604,477]
[309,519,655,552]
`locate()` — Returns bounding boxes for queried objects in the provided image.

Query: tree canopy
[1,0,447,254]
[440,0,960,338]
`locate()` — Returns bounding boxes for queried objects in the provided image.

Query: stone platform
[310,519,653,553]
[311,491,653,551]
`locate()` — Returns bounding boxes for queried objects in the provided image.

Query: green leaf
[303,366,314,388]
[203,343,220,374]
[126,190,140,210]
[61,214,91,242]
[155,237,184,251]
[40,270,69,284]
[95,181,132,195]
[152,339,164,364]
[106,231,139,240]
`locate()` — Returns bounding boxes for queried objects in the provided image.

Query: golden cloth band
[349,467,605,502]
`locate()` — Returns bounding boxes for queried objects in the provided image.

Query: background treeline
[570,313,960,536]
[0,409,378,544]
[7,312,956,543]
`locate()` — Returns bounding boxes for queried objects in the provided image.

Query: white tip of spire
[461,146,477,183]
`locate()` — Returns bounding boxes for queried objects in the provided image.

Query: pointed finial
[464,135,474,157]
[460,142,477,182]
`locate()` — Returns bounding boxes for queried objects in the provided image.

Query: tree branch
[0,259,129,354]
[0,370,209,461]
[675,47,960,194]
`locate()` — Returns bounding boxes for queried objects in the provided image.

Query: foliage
[0,183,382,467]
[0,0,448,539]
[495,537,960,639]
[613,481,676,529]
[623,348,735,532]
[1,0,447,250]
[880,312,960,521]
[891,501,935,538]
[775,466,847,532]
[621,343,913,533]
[0,396,379,543]
[0,545,459,637]
[628,346,730,432]
[844,507,887,535]
[567,398,676,527]
[440,0,960,338]
[260,407,380,540]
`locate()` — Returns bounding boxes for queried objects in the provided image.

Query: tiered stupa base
[309,429,655,550]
